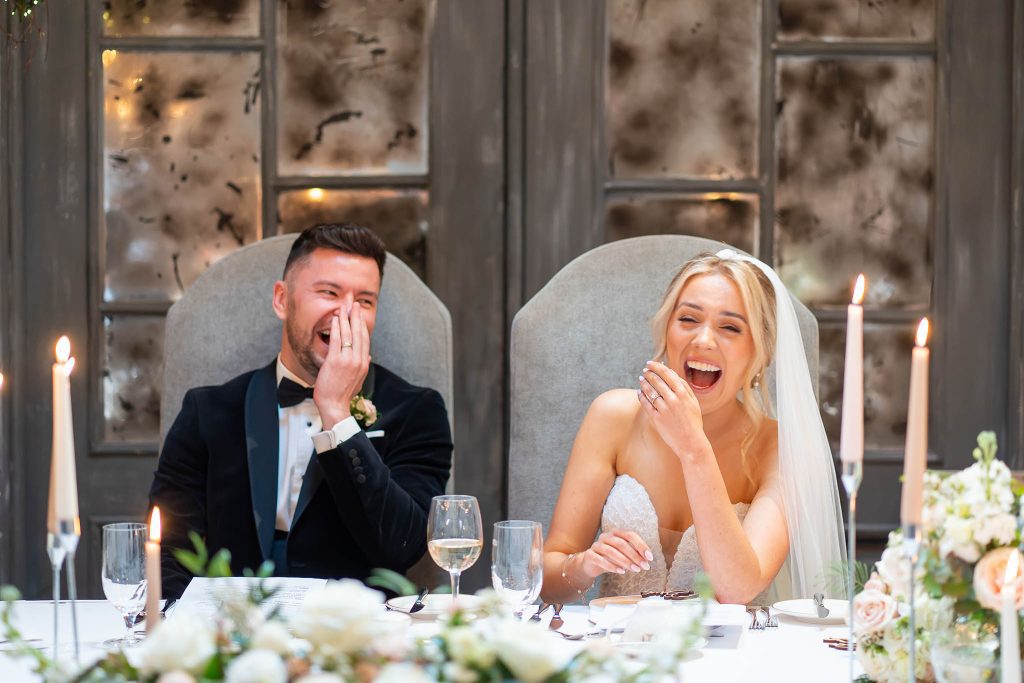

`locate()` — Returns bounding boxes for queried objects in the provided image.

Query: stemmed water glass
[101,522,148,647]
[491,520,543,618]
[427,495,483,600]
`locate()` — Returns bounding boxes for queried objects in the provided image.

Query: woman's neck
[701,398,751,445]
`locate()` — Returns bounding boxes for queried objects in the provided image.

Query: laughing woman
[541,250,844,604]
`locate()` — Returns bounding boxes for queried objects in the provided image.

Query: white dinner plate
[771,598,848,625]
[385,593,482,620]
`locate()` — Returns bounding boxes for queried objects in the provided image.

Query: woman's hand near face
[637,360,707,460]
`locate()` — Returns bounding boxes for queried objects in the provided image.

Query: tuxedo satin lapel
[362,363,376,400]
[291,450,323,531]
[245,362,279,561]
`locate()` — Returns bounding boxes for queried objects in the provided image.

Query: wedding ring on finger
[341,341,353,349]
[647,392,660,403]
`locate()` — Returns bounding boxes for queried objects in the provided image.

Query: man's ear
[272,280,288,321]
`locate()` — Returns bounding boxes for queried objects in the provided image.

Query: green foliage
[822,559,871,595]
[173,531,236,579]
[366,567,418,596]
[694,572,714,601]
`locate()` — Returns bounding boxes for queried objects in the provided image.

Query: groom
[149,223,453,598]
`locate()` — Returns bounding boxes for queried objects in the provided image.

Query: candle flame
[150,507,161,542]
[852,274,866,305]
[0,372,4,390]
[307,187,325,202]
[1006,549,1020,587]
[915,318,930,348]
[55,336,71,363]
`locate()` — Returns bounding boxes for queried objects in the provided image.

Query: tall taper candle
[840,275,866,465]
[145,507,162,634]
[47,336,78,533]
[900,319,930,527]
[1002,549,1022,683]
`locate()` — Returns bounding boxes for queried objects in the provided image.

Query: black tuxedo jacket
[149,360,453,599]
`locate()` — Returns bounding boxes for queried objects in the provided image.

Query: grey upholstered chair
[507,236,818,537]
[161,234,453,451]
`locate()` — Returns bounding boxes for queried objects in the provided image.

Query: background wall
[0,0,1021,597]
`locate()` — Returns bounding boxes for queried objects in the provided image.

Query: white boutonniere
[350,394,379,428]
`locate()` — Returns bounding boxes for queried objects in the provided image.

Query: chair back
[507,235,818,531]
[162,235,454,465]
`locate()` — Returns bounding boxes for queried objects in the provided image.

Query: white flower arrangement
[1,581,705,683]
[853,431,1022,682]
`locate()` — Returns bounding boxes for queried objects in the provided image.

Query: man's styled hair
[283,223,387,279]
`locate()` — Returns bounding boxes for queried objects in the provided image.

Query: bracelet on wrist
[560,552,594,602]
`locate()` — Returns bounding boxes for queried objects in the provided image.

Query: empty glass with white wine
[427,495,483,600]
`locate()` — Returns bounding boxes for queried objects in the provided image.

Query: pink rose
[853,588,898,636]
[973,547,1024,611]
[864,571,888,594]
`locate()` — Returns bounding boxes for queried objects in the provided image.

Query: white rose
[225,650,287,683]
[368,611,412,659]
[492,620,574,683]
[291,579,384,656]
[251,621,292,656]
[853,589,898,636]
[375,663,435,683]
[133,612,216,675]
[857,633,896,683]
[876,547,912,599]
[155,673,196,683]
[446,625,496,668]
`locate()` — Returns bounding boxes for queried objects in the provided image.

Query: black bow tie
[277,377,315,408]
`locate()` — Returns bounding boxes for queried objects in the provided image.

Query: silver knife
[408,586,430,614]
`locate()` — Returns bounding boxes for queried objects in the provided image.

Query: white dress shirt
[274,357,360,531]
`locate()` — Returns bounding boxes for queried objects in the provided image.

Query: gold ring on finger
[648,392,660,403]
[342,342,353,348]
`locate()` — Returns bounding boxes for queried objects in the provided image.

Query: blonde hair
[650,253,777,475]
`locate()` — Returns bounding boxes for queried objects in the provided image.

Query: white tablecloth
[0,601,864,682]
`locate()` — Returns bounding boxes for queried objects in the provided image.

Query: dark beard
[284,314,322,381]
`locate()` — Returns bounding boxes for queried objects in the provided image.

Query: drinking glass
[101,522,148,647]
[931,617,999,683]
[491,520,543,618]
[427,495,483,600]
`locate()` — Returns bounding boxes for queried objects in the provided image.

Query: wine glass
[491,520,543,618]
[427,495,483,600]
[101,522,148,647]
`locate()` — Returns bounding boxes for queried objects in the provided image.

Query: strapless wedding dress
[599,474,764,600]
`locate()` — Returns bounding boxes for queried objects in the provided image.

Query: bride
[541,249,844,604]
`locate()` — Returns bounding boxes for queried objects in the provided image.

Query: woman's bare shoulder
[575,389,639,451]
[588,388,642,423]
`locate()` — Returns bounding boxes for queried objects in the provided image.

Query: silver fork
[747,606,765,630]
[761,606,778,628]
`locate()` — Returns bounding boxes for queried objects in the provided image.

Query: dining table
[0,599,865,682]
